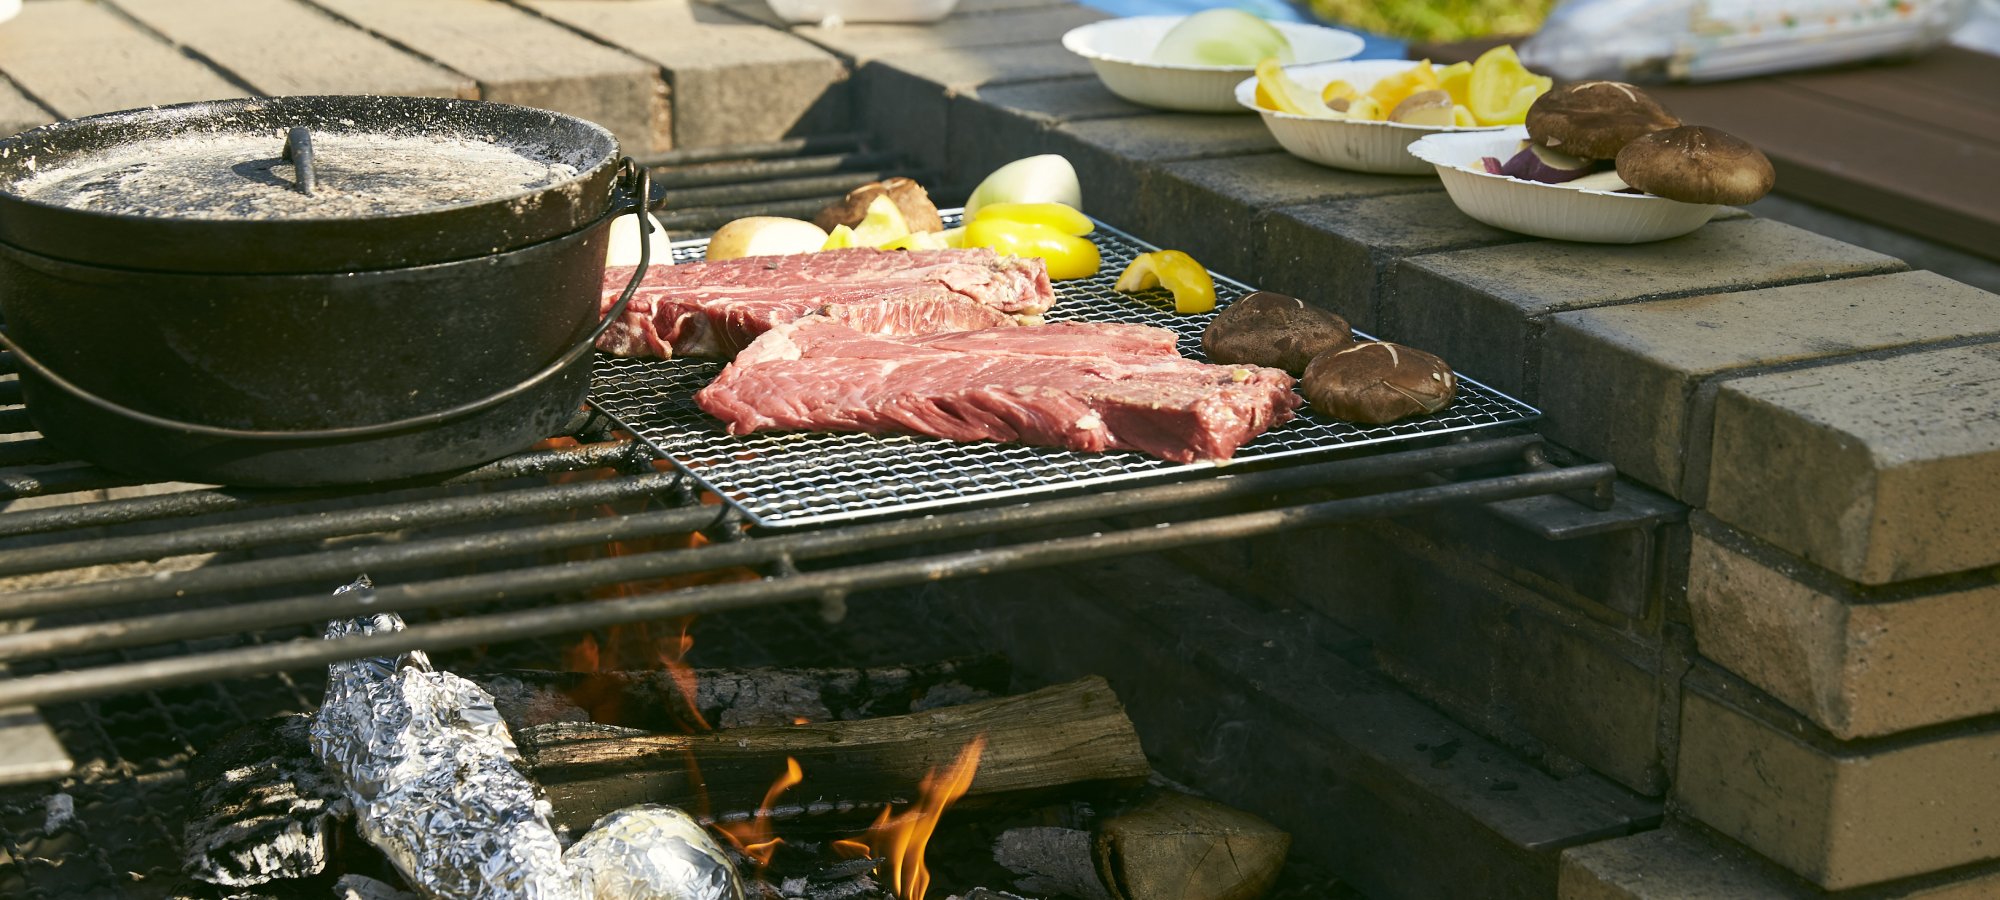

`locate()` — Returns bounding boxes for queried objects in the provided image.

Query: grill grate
[590,215,1541,528]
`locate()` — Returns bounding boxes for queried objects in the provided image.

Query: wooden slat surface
[1413,40,2000,261]
[109,0,477,100]
[0,0,247,119]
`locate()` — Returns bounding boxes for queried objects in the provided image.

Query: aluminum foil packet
[309,576,584,900]
[566,805,745,900]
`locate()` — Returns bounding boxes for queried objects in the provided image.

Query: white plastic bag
[1520,0,1973,81]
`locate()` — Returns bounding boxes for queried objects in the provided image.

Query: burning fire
[714,757,805,870]
[835,735,988,900]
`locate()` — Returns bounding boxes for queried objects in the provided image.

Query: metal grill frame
[590,214,1542,529]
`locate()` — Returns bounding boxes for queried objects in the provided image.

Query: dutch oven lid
[0,96,621,274]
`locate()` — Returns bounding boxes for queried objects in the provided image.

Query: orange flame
[714,757,805,870]
[848,735,987,900]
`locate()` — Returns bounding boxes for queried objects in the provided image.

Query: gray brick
[0,75,53,139]
[1123,153,1437,284]
[1392,219,1908,399]
[1677,662,2000,890]
[877,41,1096,90]
[948,551,1660,900]
[1707,342,2000,585]
[1540,272,2000,501]
[1256,192,1531,334]
[523,0,847,150]
[865,42,1100,175]
[110,0,475,99]
[313,0,672,154]
[1559,822,2000,899]
[0,0,246,119]
[782,4,1107,65]
[1688,513,2000,741]
[1043,115,1281,229]
[944,76,1150,193]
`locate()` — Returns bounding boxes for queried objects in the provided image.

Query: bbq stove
[0,144,1659,900]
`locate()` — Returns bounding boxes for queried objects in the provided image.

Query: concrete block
[1127,154,1438,284]
[962,75,1152,124]
[1540,272,2000,501]
[313,0,673,153]
[783,5,1108,65]
[949,551,1660,900]
[110,0,476,99]
[0,0,246,119]
[1044,115,1281,229]
[866,44,1099,173]
[1391,218,1908,399]
[1676,662,2000,890]
[1707,342,2000,584]
[0,75,52,140]
[944,76,1149,193]
[1687,513,2000,740]
[1256,192,1532,334]
[1559,822,2000,899]
[522,0,848,149]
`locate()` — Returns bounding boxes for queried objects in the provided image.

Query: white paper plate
[1408,127,1721,243]
[1233,60,1509,175]
[1063,16,1364,113]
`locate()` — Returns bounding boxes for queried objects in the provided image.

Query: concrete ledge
[1676,662,2000,890]
[1707,341,2000,584]
[777,4,1107,65]
[865,44,1102,174]
[1687,512,2000,740]
[1539,271,2000,501]
[948,550,1660,900]
[1391,219,1909,399]
[1560,821,2000,900]
[1042,114,1281,230]
[1257,192,1533,333]
[523,0,849,149]
[944,75,1151,196]
[110,0,476,99]
[0,0,247,118]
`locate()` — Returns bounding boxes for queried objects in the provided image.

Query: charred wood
[521,676,1151,835]
[181,714,349,887]
[472,653,1011,732]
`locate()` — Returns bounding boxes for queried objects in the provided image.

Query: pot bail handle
[0,160,656,443]
[282,127,315,196]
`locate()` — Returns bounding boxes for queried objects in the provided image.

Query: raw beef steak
[598,248,1055,359]
[697,319,1300,463]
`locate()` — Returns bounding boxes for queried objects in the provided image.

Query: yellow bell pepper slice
[973,201,1094,236]
[1436,61,1473,107]
[1114,250,1216,314]
[1365,60,1440,112]
[1467,45,1551,126]
[1321,79,1360,104]
[1254,58,1336,117]
[962,219,1101,280]
[821,224,856,250]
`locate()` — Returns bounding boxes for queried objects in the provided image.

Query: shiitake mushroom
[814,177,944,234]
[1525,81,1680,160]
[1616,125,1776,206]
[1300,341,1457,424]
[1201,292,1352,375]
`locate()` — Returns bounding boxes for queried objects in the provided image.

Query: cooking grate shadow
[589,213,1540,528]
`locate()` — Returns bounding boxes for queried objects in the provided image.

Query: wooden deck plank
[1649,78,2000,258]
[1773,49,2000,145]
[521,0,847,149]
[109,0,476,100]
[0,0,247,119]
[309,0,672,153]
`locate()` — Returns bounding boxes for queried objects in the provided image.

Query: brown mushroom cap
[1615,125,1776,206]
[1524,81,1681,160]
[1300,341,1457,424]
[1202,291,1352,376]
[813,178,944,233]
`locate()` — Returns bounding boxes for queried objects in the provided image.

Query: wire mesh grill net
[590,214,1540,528]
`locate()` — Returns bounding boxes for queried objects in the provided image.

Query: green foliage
[1307,0,1556,43]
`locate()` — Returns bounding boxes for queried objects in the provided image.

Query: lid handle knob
[281,127,316,196]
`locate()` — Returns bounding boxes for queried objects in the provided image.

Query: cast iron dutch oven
[0,95,655,487]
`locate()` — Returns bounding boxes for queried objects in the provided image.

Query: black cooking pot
[0,96,654,487]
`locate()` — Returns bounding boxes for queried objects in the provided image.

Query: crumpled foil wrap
[566,805,745,900]
[309,576,584,900]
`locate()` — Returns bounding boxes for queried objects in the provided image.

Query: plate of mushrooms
[1407,81,1776,243]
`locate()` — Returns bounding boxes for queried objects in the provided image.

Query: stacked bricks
[759,3,2000,898]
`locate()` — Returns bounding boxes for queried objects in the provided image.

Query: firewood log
[1094,791,1290,900]
[520,676,1151,835]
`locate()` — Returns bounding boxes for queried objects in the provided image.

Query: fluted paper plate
[1234,60,1509,174]
[1409,127,1721,243]
[1063,16,1364,113]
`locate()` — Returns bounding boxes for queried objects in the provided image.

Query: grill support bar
[0,459,1612,708]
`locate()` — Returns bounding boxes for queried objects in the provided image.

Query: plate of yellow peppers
[1235,46,1551,175]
